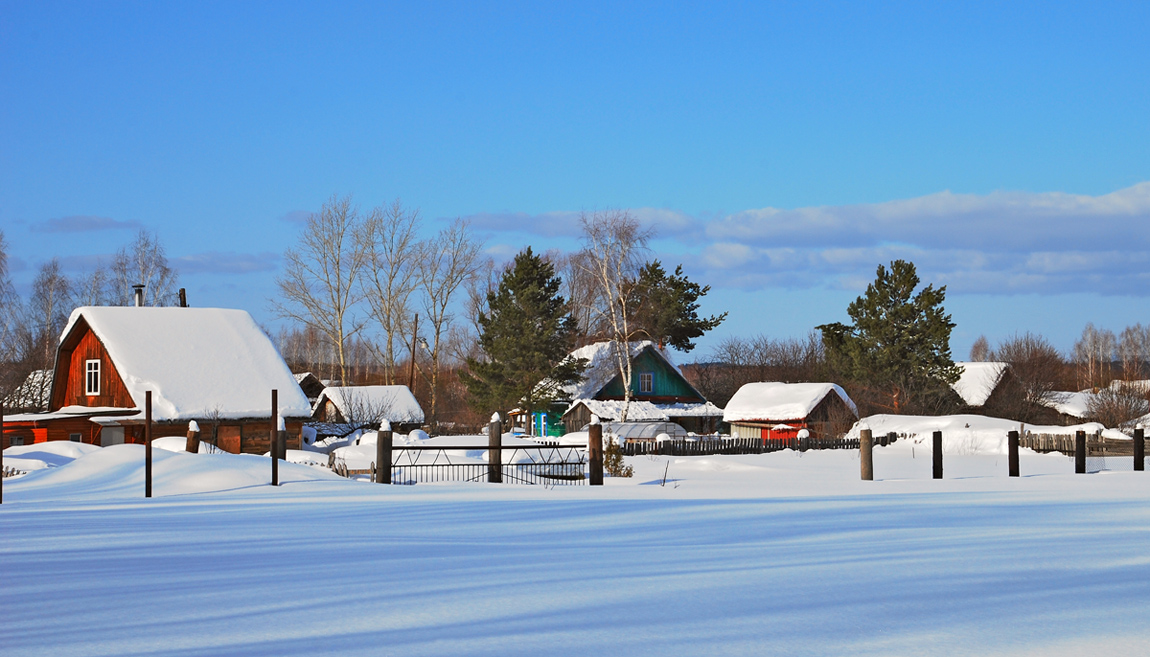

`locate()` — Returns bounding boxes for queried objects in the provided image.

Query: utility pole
[408,313,419,392]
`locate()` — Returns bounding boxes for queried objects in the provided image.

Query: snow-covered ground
[4,436,1150,656]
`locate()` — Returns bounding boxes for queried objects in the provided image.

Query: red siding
[52,322,134,410]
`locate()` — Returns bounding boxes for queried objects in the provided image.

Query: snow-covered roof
[564,399,669,422]
[1042,391,1093,419]
[60,306,312,422]
[952,362,1008,407]
[554,340,684,400]
[314,385,424,424]
[723,382,858,423]
[2,369,52,411]
[656,401,725,417]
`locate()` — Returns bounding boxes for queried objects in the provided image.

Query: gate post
[1,402,5,504]
[1135,425,1145,472]
[932,430,943,479]
[1008,430,1019,477]
[145,391,153,498]
[488,413,502,483]
[1075,430,1086,474]
[377,419,393,484]
[271,389,279,487]
[186,420,201,454]
[589,416,604,486]
[860,427,873,481]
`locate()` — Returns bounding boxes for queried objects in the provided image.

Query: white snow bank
[723,382,857,423]
[61,306,311,421]
[331,433,578,471]
[3,441,103,473]
[847,414,1108,454]
[5,443,342,499]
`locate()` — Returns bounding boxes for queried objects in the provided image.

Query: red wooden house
[2,306,312,453]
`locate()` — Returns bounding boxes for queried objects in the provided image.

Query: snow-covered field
[4,436,1150,656]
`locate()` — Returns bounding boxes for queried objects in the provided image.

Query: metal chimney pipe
[132,284,146,307]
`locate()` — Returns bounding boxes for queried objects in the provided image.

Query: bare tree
[1073,323,1117,390]
[969,335,992,362]
[991,332,1069,423]
[1118,323,1150,381]
[1087,386,1149,429]
[0,230,21,398]
[578,210,652,422]
[357,200,423,384]
[274,195,368,385]
[72,263,111,307]
[25,259,72,371]
[417,219,483,426]
[110,230,179,305]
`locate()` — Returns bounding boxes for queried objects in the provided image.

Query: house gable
[50,316,134,411]
[595,347,704,403]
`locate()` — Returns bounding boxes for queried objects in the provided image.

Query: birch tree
[0,230,20,398]
[578,210,651,422]
[110,230,179,305]
[274,195,368,385]
[357,200,423,384]
[417,219,482,426]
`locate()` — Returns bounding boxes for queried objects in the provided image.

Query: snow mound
[4,443,343,500]
[4,441,103,473]
[848,414,1107,455]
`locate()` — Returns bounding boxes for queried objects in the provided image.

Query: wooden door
[218,426,241,453]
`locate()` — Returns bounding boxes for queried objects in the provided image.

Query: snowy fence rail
[331,443,587,486]
[622,436,863,457]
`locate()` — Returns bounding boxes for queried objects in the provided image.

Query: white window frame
[85,359,101,396]
[639,372,653,393]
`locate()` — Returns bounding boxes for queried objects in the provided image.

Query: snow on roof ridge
[722,382,857,423]
[952,361,1009,407]
[553,340,687,401]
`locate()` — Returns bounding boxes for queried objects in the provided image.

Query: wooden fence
[1021,433,1135,456]
[621,436,864,457]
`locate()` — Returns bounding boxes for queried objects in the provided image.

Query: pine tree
[461,247,585,420]
[818,260,960,414]
[629,261,727,352]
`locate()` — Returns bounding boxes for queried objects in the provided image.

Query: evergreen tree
[818,260,960,414]
[461,248,585,421]
[629,261,727,352]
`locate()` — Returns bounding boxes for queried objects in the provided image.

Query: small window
[9,436,25,447]
[85,360,100,396]
[639,372,653,393]
[69,433,82,442]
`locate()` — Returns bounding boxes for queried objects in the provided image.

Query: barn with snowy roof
[722,382,858,441]
[515,340,723,436]
[951,362,1014,409]
[311,385,424,433]
[1,306,312,453]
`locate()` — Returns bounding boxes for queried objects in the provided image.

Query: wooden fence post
[932,430,943,479]
[488,413,502,483]
[145,391,153,498]
[1075,430,1086,474]
[1,402,5,504]
[377,419,393,484]
[271,389,279,487]
[186,420,200,454]
[1008,430,1019,477]
[589,417,603,486]
[1135,425,1145,472]
[860,428,873,481]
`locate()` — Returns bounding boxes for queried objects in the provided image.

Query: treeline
[683,261,1149,430]
[0,230,179,407]
[271,199,724,430]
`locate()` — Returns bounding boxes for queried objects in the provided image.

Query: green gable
[596,347,703,402]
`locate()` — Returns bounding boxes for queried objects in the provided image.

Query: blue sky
[2,1,1148,358]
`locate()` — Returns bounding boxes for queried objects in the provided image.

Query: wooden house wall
[52,322,134,410]
[2,418,302,453]
[597,349,703,402]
